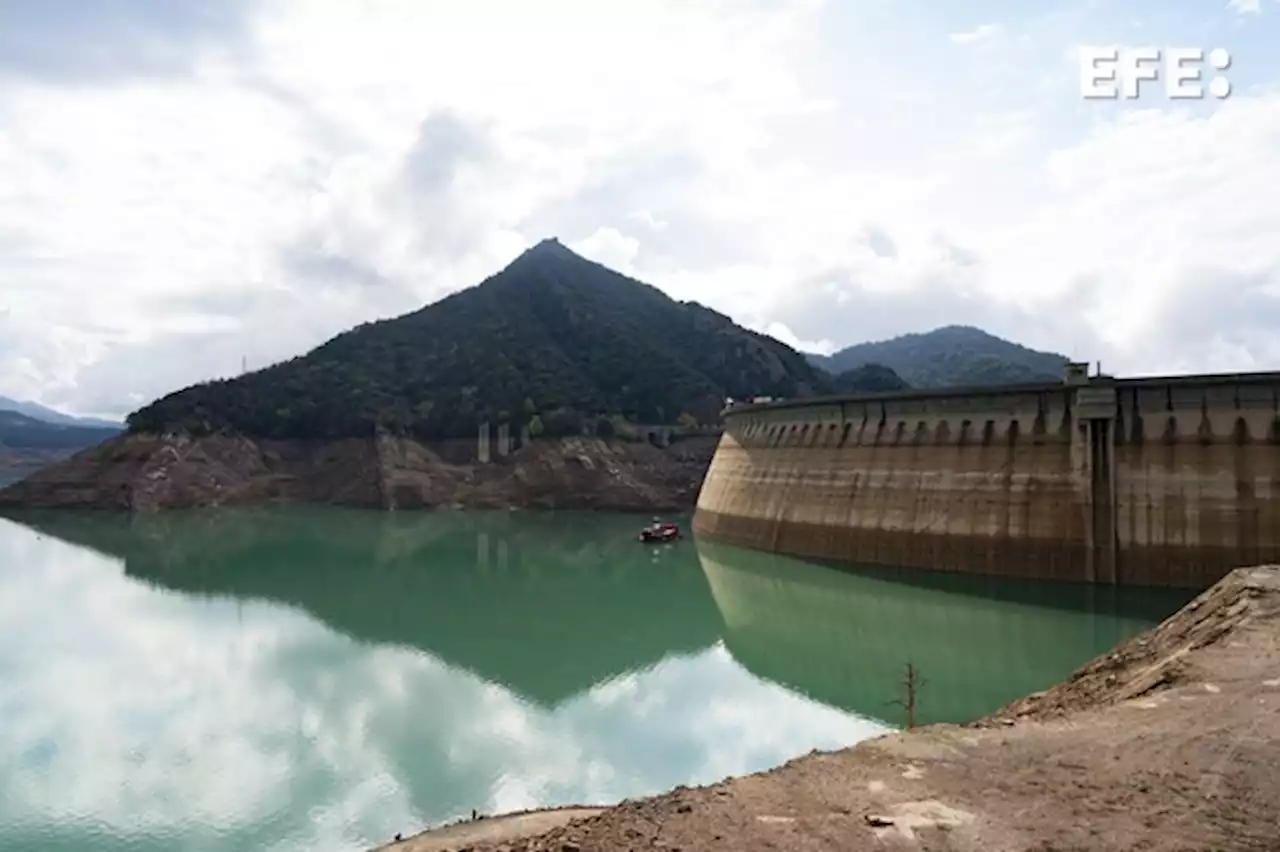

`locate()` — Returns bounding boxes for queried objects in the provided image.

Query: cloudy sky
[2,0,1279,418]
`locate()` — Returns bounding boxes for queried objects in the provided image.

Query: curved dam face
[694,372,1280,588]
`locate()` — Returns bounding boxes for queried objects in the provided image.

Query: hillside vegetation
[810,325,1069,388]
[830,363,910,394]
[126,240,889,441]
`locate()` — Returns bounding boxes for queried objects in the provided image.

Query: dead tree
[888,661,926,729]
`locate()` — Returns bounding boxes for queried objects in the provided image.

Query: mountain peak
[519,236,579,262]
[124,243,835,440]
[499,237,587,276]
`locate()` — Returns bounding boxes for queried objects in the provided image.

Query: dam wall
[693,372,1280,588]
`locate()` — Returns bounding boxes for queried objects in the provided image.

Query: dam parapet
[694,368,1280,588]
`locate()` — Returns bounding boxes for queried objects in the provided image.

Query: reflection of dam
[696,540,1189,724]
[9,508,724,708]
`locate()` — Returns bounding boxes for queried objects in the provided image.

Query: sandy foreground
[375,566,1280,852]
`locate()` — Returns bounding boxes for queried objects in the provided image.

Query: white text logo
[1079,47,1232,100]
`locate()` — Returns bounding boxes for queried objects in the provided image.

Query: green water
[0,508,1190,852]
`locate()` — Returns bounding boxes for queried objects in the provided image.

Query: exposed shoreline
[375,807,608,852]
[375,565,1280,851]
[0,432,718,513]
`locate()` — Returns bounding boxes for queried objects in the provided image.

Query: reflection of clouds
[0,523,425,850]
[444,642,889,815]
[0,520,889,852]
[0,525,367,844]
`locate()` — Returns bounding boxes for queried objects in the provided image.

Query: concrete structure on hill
[694,364,1280,589]
[474,421,679,459]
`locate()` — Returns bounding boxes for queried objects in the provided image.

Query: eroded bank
[0,432,717,512]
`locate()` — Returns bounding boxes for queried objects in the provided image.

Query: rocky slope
[378,565,1280,852]
[0,432,718,512]
[0,448,72,487]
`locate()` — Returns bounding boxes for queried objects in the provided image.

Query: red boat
[639,521,682,543]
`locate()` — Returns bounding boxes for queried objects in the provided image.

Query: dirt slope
[0,433,717,512]
[376,565,1280,852]
[380,808,607,852]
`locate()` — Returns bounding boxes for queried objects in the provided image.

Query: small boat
[639,521,682,543]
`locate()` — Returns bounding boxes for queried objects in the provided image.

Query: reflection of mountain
[10,509,1188,725]
[9,508,724,708]
[696,540,1189,725]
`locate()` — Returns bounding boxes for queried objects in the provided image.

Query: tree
[542,407,583,437]
[888,662,926,729]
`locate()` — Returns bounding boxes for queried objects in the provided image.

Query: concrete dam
[693,366,1280,588]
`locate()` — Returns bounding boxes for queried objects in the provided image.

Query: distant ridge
[0,409,121,450]
[808,325,1069,389]
[0,395,122,430]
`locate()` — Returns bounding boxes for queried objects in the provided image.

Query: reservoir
[0,508,1190,852]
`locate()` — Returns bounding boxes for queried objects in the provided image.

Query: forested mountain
[830,363,910,394]
[127,239,860,441]
[809,325,1069,389]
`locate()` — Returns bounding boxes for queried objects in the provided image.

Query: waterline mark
[1080,47,1232,99]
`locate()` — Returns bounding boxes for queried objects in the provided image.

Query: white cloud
[0,0,1279,416]
[948,23,1004,45]
[571,227,642,274]
[1228,0,1262,15]
[760,322,837,356]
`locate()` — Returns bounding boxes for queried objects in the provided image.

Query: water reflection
[58,508,723,708]
[0,508,1189,852]
[697,540,1191,724]
[0,510,887,852]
